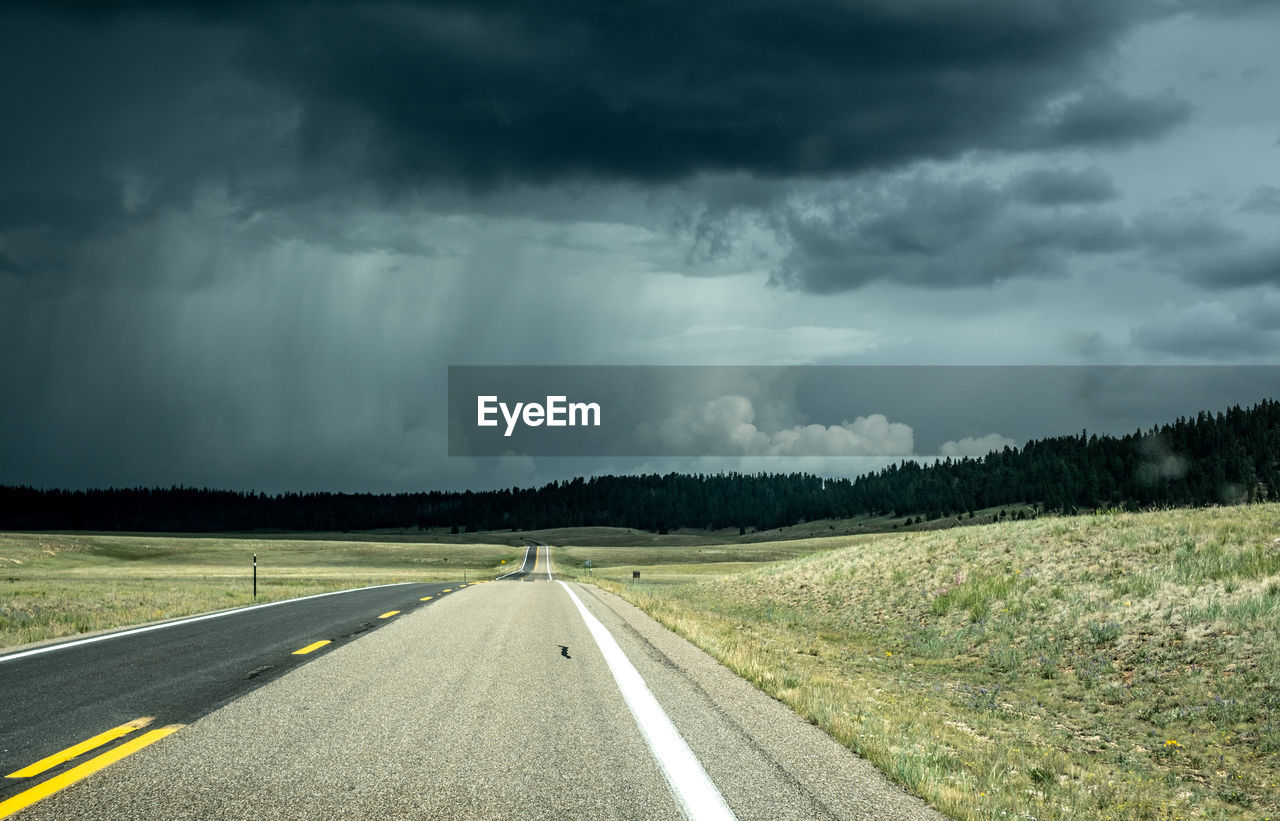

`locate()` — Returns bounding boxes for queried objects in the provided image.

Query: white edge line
[0,582,416,664]
[558,580,736,821]
[495,545,529,580]
[495,543,534,580]
[544,544,553,581]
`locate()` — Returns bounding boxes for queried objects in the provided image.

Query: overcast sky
[2,1,1279,492]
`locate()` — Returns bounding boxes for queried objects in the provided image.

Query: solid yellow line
[419,596,433,601]
[5,717,154,779]
[292,640,331,655]
[0,725,182,819]
[378,611,400,619]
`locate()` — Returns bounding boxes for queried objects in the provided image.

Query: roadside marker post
[253,554,257,600]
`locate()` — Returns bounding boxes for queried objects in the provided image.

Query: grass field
[554,539,841,583]
[0,532,524,650]
[570,505,1280,821]
[418,504,1018,548]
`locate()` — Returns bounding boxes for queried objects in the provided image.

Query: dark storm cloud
[1106,210,1280,294]
[7,0,1176,195]
[1242,295,1280,330]
[1134,210,1243,251]
[0,8,302,277]
[1038,88,1190,148]
[767,171,1137,292]
[276,2,1194,188]
[0,0,1200,291]
[766,169,1280,293]
[1012,166,1119,205]
[1186,244,1280,288]
[0,251,26,276]
[2,0,1272,495]
[0,191,122,235]
[0,0,1202,288]
[1164,0,1280,16]
[1130,302,1277,359]
[1240,186,1280,215]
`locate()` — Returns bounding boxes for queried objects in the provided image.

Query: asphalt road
[0,579,475,807]
[495,541,552,582]
[4,552,945,820]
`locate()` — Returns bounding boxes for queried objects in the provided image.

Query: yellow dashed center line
[292,640,331,655]
[420,596,433,601]
[0,725,182,819]
[5,717,154,779]
[441,589,452,593]
[378,611,400,619]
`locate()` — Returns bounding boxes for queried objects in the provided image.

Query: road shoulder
[567,581,946,821]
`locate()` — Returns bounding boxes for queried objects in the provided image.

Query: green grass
[574,504,1280,821]
[0,532,522,650]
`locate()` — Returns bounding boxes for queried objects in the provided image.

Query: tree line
[3,399,1278,533]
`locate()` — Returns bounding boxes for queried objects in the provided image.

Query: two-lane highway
[0,579,483,813]
[6,562,946,820]
[495,541,553,582]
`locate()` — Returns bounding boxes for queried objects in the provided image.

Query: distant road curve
[496,540,553,582]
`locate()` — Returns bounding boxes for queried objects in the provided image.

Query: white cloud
[938,433,1017,459]
[658,395,913,456]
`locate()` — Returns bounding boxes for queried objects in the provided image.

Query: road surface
[2,547,943,820]
[0,580,471,808]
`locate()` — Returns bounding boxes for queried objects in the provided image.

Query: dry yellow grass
[0,532,520,649]
[580,505,1280,821]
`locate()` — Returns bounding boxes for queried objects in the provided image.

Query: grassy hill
[579,504,1280,820]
